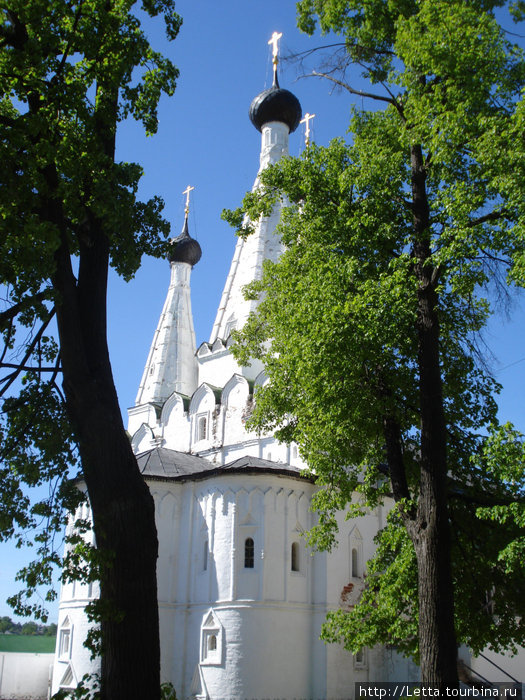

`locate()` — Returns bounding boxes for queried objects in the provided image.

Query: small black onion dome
[249,74,302,134]
[169,215,202,267]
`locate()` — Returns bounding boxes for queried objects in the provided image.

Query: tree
[21,621,37,635]
[225,0,525,686]
[0,1,180,698]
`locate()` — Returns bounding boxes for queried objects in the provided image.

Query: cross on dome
[268,31,282,63]
[300,112,316,146]
[182,185,194,215]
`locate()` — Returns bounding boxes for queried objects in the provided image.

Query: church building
[50,36,520,700]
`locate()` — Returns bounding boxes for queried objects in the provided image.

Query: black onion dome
[169,216,202,267]
[249,74,302,134]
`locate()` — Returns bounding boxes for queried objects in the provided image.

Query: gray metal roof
[136,447,309,483]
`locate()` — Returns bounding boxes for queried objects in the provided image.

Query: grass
[0,633,56,653]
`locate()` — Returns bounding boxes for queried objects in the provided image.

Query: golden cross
[268,31,282,65]
[300,112,316,145]
[182,185,194,215]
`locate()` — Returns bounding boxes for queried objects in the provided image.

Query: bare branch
[468,209,511,228]
[0,363,62,372]
[306,71,406,121]
[0,310,55,399]
[285,42,395,63]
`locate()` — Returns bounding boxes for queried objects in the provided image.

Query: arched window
[351,547,359,578]
[197,415,207,441]
[291,542,300,572]
[244,537,254,569]
[208,634,217,652]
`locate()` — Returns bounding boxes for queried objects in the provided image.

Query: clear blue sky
[1,0,524,622]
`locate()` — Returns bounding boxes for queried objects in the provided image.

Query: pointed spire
[210,39,302,345]
[135,198,201,405]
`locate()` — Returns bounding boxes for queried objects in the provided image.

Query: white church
[50,38,523,700]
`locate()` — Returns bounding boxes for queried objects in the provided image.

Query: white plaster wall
[197,604,316,700]
[51,602,100,695]
[198,349,241,388]
[153,472,334,699]
[467,645,525,685]
[127,403,158,438]
[0,653,54,700]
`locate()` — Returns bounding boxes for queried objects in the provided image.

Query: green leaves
[230,0,525,664]
[0,0,180,623]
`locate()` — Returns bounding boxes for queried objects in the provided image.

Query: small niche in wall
[200,609,223,666]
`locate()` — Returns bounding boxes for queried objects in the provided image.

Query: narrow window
[351,547,359,577]
[355,650,364,665]
[203,540,208,571]
[244,537,254,568]
[197,415,207,441]
[208,634,217,652]
[59,629,71,657]
[291,542,300,572]
[59,618,72,659]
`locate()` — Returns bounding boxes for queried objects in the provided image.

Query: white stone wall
[0,652,54,700]
[146,472,393,699]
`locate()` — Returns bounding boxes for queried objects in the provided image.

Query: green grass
[0,634,56,653]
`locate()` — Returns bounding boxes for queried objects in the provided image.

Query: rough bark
[42,95,161,698]
[409,143,459,686]
[53,230,160,700]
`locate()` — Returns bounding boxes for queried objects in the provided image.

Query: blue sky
[1,0,525,622]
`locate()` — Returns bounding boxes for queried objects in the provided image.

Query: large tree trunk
[50,191,161,699]
[410,144,459,686]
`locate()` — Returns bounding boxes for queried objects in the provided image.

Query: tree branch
[468,209,510,228]
[307,71,406,121]
[0,290,52,328]
[0,311,55,399]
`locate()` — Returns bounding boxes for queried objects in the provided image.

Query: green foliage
[227,0,525,661]
[475,423,525,572]
[0,0,180,622]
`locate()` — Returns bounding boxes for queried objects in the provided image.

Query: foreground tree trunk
[410,144,458,686]
[45,84,161,696]
[53,228,161,699]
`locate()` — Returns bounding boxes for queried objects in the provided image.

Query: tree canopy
[0,1,181,697]
[225,0,525,684]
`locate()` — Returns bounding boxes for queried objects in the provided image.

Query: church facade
[50,45,520,700]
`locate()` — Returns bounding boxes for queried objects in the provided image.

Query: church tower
[135,190,202,404]
[52,33,396,700]
[209,32,302,345]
